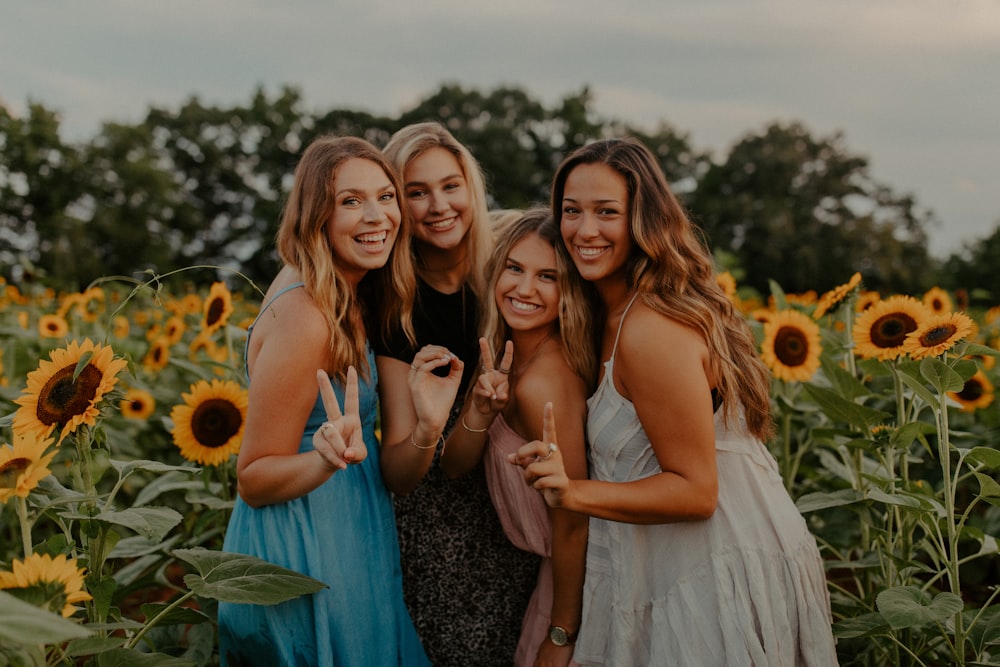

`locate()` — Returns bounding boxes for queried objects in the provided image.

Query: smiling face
[327,157,401,286]
[495,233,560,335]
[560,162,633,287]
[401,146,472,252]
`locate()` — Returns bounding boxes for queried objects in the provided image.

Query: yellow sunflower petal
[760,309,822,382]
[170,379,248,466]
[13,339,129,444]
[852,295,930,361]
[948,370,995,413]
[0,553,92,617]
[0,432,58,503]
[903,312,975,360]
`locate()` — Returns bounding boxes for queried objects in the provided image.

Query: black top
[371,278,479,396]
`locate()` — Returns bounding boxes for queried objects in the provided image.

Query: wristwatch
[548,625,578,647]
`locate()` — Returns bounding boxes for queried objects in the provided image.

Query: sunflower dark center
[871,313,918,348]
[919,324,957,347]
[957,379,984,402]
[191,399,242,448]
[36,364,103,426]
[0,457,31,487]
[129,400,145,411]
[206,298,225,327]
[152,346,165,363]
[774,327,809,367]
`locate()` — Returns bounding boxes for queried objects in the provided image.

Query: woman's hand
[408,344,464,436]
[509,402,570,509]
[470,337,513,418]
[312,367,367,470]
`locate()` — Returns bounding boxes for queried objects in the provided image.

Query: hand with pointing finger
[313,367,367,471]
[508,402,570,509]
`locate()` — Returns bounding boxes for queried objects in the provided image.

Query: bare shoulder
[515,349,587,410]
[616,301,708,386]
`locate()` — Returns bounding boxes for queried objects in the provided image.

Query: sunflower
[716,271,737,302]
[109,315,129,340]
[853,296,930,361]
[948,370,995,413]
[760,309,823,382]
[120,388,156,420]
[17,310,29,330]
[855,291,881,313]
[902,312,975,361]
[203,282,234,334]
[181,292,203,316]
[922,286,953,315]
[813,272,862,319]
[143,337,171,372]
[170,379,248,466]
[13,339,129,444]
[38,314,69,339]
[76,286,105,323]
[163,316,187,345]
[0,553,92,617]
[748,308,775,325]
[0,432,57,503]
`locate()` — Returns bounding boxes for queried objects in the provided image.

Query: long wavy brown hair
[276,135,416,381]
[551,138,774,441]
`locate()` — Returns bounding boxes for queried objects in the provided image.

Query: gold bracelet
[409,431,444,450]
[461,416,489,433]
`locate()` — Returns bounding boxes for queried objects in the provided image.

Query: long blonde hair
[382,122,493,301]
[480,208,597,389]
[276,135,416,381]
[551,138,774,440]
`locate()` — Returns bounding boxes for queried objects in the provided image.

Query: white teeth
[427,217,455,229]
[357,232,387,243]
[578,246,605,257]
[509,299,540,312]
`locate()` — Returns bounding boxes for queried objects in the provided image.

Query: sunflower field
[2,271,999,666]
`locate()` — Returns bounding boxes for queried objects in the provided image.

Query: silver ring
[541,442,557,460]
[498,366,512,375]
[410,364,419,371]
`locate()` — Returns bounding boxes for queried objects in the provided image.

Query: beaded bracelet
[409,431,445,450]
[461,416,489,433]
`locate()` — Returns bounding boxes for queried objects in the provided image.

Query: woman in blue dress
[218,135,462,666]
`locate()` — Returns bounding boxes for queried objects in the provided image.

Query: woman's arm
[377,345,464,495]
[440,339,513,479]
[515,366,589,667]
[515,305,719,524]
[236,294,347,507]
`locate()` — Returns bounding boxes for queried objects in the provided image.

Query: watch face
[549,626,569,646]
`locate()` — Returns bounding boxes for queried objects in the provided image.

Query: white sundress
[574,298,839,667]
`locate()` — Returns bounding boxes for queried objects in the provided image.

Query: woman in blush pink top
[442,208,597,666]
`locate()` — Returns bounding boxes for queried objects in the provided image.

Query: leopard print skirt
[394,448,540,666]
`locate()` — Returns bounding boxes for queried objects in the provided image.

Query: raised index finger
[542,401,558,447]
[316,369,342,421]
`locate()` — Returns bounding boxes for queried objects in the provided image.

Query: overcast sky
[3,0,998,258]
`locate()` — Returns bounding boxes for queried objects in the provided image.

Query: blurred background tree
[2,83,996,299]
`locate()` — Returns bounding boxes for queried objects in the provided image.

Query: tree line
[2,83,998,301]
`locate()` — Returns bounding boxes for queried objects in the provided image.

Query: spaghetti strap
[243,282,305,379]
[609,292,640,361]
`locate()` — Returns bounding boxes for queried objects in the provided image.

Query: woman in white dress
[510,138,839,667]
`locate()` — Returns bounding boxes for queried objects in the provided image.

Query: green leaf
[876,586,964,629]
[974,472,1000,499]
[0,591,92,644]
[832,611,887,638]
[94,506,183,541]
[919,357,966,394]
[966,446,1000,470]
[967,605,1000,654]
[796,488,864,513]
[896,370,940,407]
[819,355,872,401]
[139,602,212,626]
[173,548,327,605]
[64,637,128,658]
[110,459,200,477]
[801,384,890,429]
[866,488,924,509]
[93,648,197,667]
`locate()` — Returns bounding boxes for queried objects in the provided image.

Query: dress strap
[244,282,305,380]
[609,292,640,361]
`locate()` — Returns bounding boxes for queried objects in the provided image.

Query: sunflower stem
[16,495,33,557]
[125,589,196,650]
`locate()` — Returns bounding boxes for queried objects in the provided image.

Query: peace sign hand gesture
[509,402,570,509]
[312,367,368,471]
[471,337,513,418]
